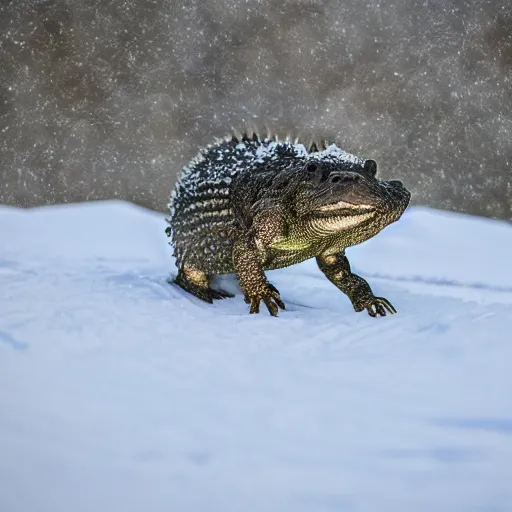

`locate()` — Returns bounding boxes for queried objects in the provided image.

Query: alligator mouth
[316,200,375,214]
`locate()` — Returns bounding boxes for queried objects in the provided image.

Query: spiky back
[167,130,364,272]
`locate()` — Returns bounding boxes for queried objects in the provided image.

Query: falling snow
[0,0,511,219]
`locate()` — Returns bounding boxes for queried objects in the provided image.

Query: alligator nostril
[330,173,359,184]
[389,180,403,187]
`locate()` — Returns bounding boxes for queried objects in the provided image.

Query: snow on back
[168,134,310,219]
[169,134,362,215]
[315,143,364,165]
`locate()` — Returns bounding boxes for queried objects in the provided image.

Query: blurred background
[0,0,511,219]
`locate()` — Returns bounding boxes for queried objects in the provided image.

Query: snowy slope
[1,200,511,512]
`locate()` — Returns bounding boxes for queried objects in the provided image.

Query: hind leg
[172,264,234,303]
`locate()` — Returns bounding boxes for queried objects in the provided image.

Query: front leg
[316,251,397,317]
[232,205,288,316]
[233,236,285,316]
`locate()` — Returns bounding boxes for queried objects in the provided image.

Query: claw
[210,288,235,300]
[366,296,397,317]
[274,297,286,310]
[377,297,397,315]
[245,283,286,316]
[267,283,280,294]
[249,298,260,314]
[367,306,377,317]
[263,297,279,316]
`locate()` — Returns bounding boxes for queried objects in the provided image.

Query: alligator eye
[331,176,341,183]
[306,162,318,172]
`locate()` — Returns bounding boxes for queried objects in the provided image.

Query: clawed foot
[172,275,234,303]
[209,288,235,300]
[362,296,397,317]
[244,283,286,316]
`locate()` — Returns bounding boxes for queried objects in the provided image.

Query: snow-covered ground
[1,200,511,512]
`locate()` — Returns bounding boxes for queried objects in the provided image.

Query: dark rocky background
[1,0,511,219]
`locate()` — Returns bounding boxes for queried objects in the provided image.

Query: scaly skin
[316,252,396,317]
[167,130,411,317]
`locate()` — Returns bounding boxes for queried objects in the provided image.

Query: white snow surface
[1,200,511,512]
